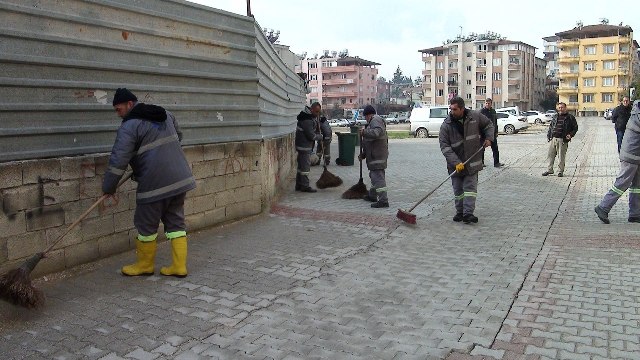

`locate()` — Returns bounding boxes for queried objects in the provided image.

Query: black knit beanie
[363,105,376,116]
[112,88,138,106]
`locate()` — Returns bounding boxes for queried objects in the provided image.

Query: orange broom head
[316,168,343,189]
[0,253,45,309]
[341,179,368,199]
[396,209,417,225]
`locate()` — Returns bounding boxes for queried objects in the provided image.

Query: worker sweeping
[439,97,493,224]
[295,102,323,193]
[104,88,196,277]
[316,115,332,166]
[359,105,389,208]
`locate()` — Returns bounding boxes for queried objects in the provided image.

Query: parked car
[523,111,550,125]
[329,119,349,127]
[384,115,399,124]
[397,112,409,123]
[545,110,557,116]
[409,106,449,138]
[496,111,529,134]
[604,108,613,120]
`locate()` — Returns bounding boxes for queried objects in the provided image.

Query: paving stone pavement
[2,120,637,359]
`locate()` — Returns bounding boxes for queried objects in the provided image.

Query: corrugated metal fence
[0,0,305,162]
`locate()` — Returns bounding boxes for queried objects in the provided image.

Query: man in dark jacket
[596,100,640,224]
[359,105,389,208]
[295,102,322,192]
[479,98,503,167]
[542,102,578,177]
[316,116,332,166]
[103,88,196,277]
[612,96,632,153]
[439,97,494,223]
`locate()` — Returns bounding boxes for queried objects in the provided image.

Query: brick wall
[0,134,294,277]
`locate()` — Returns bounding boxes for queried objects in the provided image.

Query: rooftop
[555,24,633,39]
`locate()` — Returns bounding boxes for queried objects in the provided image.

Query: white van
[495,106,523,117]
[410,106,449,138]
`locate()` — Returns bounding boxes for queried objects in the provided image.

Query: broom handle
[43,172,133,255]
[358,133,363,179]
[317,116,327,169]
[407,147,484,213]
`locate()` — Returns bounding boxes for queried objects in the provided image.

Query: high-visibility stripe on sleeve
[451,140,463,148]
[108,166,126,176]
[296,146,313,151]
[466,134,479,140]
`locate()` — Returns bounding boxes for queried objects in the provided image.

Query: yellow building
[556,24,634,116]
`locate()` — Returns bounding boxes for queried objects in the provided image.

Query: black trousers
[483,137,500,165]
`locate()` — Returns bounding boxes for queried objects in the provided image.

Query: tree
[540,89,559,111]
[630,74,640,101]
[392,66,405,84]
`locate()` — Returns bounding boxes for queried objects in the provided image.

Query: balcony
[322,78,354,85]
[566,102,579,110]
[507,79,521,86]
[557,71,579,79]
[322,65,357,73]
[558,39,579,46]
[447,80,458,86]
[558,56,579,63]
[557,86,578,94]
[476,80,486,86]
[619,36,631,43]
[508,63,521,69]
[508,93,521,100]
[422,69,432,76]
[323,91,357,98]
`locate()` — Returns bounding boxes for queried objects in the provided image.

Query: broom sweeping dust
[0,173,132,309]
[342,134,368,199]
[397,147,484,224]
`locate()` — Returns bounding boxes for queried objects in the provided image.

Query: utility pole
[246,0,253,18]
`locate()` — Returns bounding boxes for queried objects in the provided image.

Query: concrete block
[0,211,26,237]
[221,157,244,174]
[244,156,261,172]
[23,159,61,184]
[185,194,217,216]
[183,145,204,164]
[43,180,80,205]
[26,206,65,231]
[62,198,103,224]
[45,223,83,248]
[191,160,218,179]
[203,143,226,161]
[1,185,40,214]
[61,156,96,180]
[195,176,225,197]
[225,172,250,190]
[0,162,22,188]
[98,231,133,257]
[78,177,103,199]
[81,215,114,241]
[64,239,100,268]
[225,200,261,221]
[215,189,235,207]
[30,249,65,277]
[113,210,135,233]
[127,191,137,210]
[232,187,254,204]
[242,141,261,157]
[185,207,225,231]
[94,154,110,175]
[252,185,262,201]
[6,231,46,261]
[225,142,243,158]
[0,236,6,263]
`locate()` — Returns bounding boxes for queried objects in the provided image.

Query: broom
[342,134,368,199]
[397,147,484,224]
[316,118,343,189]
[0,172,132,308]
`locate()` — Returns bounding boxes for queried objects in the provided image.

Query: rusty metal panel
[0,0,304,162]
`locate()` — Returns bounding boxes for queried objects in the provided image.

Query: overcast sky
[191,0,639,80]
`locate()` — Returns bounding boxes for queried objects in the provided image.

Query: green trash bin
[335,132,357,166]
[350,125,361,146]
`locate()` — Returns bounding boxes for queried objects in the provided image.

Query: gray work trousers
[134,192,187,241]
[368,169,388,202]
[316,140,331,162]
[598,160,640,217]
[451,173,478,215]
[547,137,568,173]
[296,151,311,187]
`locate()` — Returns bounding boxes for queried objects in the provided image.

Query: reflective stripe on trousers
[599,160,640,217]
[452,173,478,215]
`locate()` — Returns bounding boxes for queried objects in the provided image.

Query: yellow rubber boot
[160,236,188,277]
[122,240,156,276]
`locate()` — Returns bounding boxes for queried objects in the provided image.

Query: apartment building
[555,24,634,116]
[419,35,544,110]
[298,51,380,109]
[534,57,548,109]
[377,79,391,103]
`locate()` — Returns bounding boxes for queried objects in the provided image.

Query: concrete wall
[0,0,304,276]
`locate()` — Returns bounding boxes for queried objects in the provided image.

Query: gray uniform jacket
[439,110,494,176]
[362,115,389,170]
[319,117,332,142]
[102,103,196,204]
[620,100,640,164]
[295,106,322,152]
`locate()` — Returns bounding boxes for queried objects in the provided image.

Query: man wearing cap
[358,105,389,208]
[103,88,196,277]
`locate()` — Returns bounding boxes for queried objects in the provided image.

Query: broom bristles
[396,209,417,224]
[342,179,368,199]
[0,268,45,309]
[316,168,343,189]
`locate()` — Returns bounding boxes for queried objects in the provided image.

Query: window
[340,73,347,79]
[583,78,595,87]
[466,93,472,99]
[477,86,486,95]
[466,52,472,57]
[493,58,502,66]
[569,64,579,73]
[310,87,317,93]
[309,63,318,69]
[449,46,458,55]
[583,94,594,103]
[603,44,615,54]
[436,61,444,69]
[477,73,486,81]
[371,75,375,80]
[620,45,630,54]
[569,48,579,57]
[509,56,520,65]
[496,112,509,119]
[466,80,472,85]
[569,95,578,103]
[466,66,472,71]
[602,77,614,86]
[477,44,487,52]
[602,93,614,103]
[449,61,458,68]
[430,108,448,117]
[341,98,346,104]
[476,58,487,67]
[310,74,317,80]
[436,76,444,83]
[493,87,502,94]
[584,46,596,55]
[493,72,502,81]
[437,89,444,97]
[603,61,615,70]
[584,62,595,71]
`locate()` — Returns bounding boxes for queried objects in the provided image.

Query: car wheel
[504,124,515,135]
[534,119,542,125]
[416,128,428,138]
